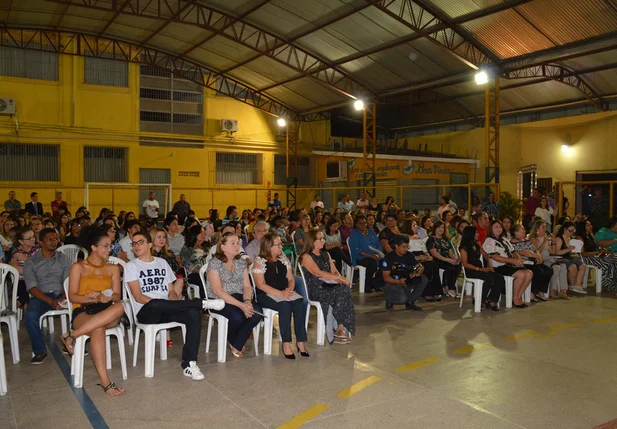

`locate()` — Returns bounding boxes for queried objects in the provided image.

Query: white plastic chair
[106,257,134,345]
[298,264,326,345]
[342,237,366,293]
[201,264,260,362]
[583,265,602,293]
[248,268,281,355]
[56,245,89,264]
[63,278,127,388]
[459,264,484,313]
[0,275,8,396]
[0,264,20,363]
[124,280,186,378]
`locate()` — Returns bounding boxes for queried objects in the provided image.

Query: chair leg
[216,318,228,363]
[596,269,602,294]
[0,339,6,396]
[73,337,86,388]
[106,336,112,370]
[116,332,127,381]
[304,305,311,331]
[473,282,483,313]
[7,316,20,364]
[459,281,466,308]
[158,330,167,361]
[358,267,366,294]
[505,278,513,309]
[264,316,273,355]
[48,317,54,333]
[583,266,590,289]
[523,285,531,304]
[315,306,325,346]
[206,317,213,353]
[144,328,156,378]
[132,329,141,367]
[60,315,68,335]
[252,325,260,357]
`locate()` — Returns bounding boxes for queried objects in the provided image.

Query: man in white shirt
[338,195,355,212]
[310,195,324,210]
[356,192,370,210]
[142,192,160,221]
[119,220,141,261]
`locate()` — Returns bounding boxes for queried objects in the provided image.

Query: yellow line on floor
[277,404,331,429]
[548,323,582,331]
[593,317,617,324]
[396,357,440,372]
[455,343,494,354]
[336,376,382,398]
[504,331,542,340]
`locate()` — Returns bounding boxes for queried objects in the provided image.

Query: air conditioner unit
[325,160,348,182]
[0,98,16,115]
[221,118,238,132]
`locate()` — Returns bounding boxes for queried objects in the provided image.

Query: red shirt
[477,225,487,245]
[51,200,67,217]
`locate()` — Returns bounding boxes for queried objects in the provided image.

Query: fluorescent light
[475,71,489,85]
[277,118,286,127]
[353,100,365,111]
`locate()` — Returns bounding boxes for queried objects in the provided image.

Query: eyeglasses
[23,237,36,241]
[567,229,575,233]
[131,239,147,247]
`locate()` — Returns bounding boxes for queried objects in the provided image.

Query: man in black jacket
[25,192,44,216]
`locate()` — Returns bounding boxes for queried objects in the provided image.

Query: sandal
[97,381,125,397]
[560,291,570,300]
[61,333,76,356]
[333,336,351,344]
[447,290,457,298]
[228,343,243,358]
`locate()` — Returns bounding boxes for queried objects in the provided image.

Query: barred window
[84,55,128,87]
[0,143,59,181]
[140,65,172,78]
[84,147,127,182]
[216,153,261,184]
[140,111,172,122]
[0,45,58,81]
[140,88,172,100]
[274,155,311,185]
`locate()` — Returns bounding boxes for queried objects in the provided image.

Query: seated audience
[348,214,383,293]
[300,229,354,345]
[164,216,185,257]
[119,220,141,261]
[23,228,71,363]
[510,224,553,301]
[151,227,184,296]
[534,198,554,232]
[576,220,617,292]
[338,213,354,243]
[501,216,513,240]
[101,224,123,258]
[206,232,263,358]
[0,217,16,251]
[404,219,442,301]
[551,221,587,294]
[63,218,83,245]
[63,228,126,396]
[181,224,210,297]
[381,234,427,311]
[324,217,352,274]
[595,216,617,252]
[379,213,401,254]
[529,220,569,299]
[252,233,309,359]
[126,231,219,380]
[426,221,460,298]
[367,213,380,234]
[10,227,40,308]
[458,226,505,311]
[483,220,533,308]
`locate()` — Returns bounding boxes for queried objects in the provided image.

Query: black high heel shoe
[485,301,499,312]
[282,344,295,360]
[296,343,310,357]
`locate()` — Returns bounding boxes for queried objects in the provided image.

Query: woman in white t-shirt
[534,197,555,232]
[125,231,223,381]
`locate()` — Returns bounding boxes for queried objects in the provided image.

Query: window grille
[216,153,261,184]
[0,45,58,81]
[84,146,127,182]
[0,143,59,181]
[84,55,128,87]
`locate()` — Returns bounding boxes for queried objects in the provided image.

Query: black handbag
[82,302,113,315]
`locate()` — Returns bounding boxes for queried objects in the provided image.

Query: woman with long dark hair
[324,217,351,273]
[458,226,505,311]
[426,221,460,298]
[575,220,617,292]
[552,221,587,294]
[510,224,553,301]
[180,224,210,298]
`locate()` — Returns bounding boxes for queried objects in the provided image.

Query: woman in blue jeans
[252,233,309,359]
[207,232,263,358]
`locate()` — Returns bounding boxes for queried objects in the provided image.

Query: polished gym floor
[1,287,617,429]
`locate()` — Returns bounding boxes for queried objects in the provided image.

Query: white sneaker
[202,299,225,311]
[183,361,205,381]
[570,286,587,294]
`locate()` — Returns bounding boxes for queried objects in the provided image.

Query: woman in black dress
[252,233,308,359]
[458,226,505,311]
[426,221,461,298]
[300,229,354,345]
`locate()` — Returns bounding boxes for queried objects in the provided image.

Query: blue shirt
[348,229,382,265]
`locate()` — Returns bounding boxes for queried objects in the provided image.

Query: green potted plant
[499,191,524,223]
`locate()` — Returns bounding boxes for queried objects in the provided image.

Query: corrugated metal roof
[579,69,617,95]
[559,49,617,71]
[516,0,617,46]
[499,80,585,109]
[463,8,555,59]
[429,0,504,19]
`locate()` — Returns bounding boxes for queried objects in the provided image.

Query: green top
[595,227,617,252]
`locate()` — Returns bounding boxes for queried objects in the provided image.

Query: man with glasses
[23,228,71,364]
[381,234,427,311]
